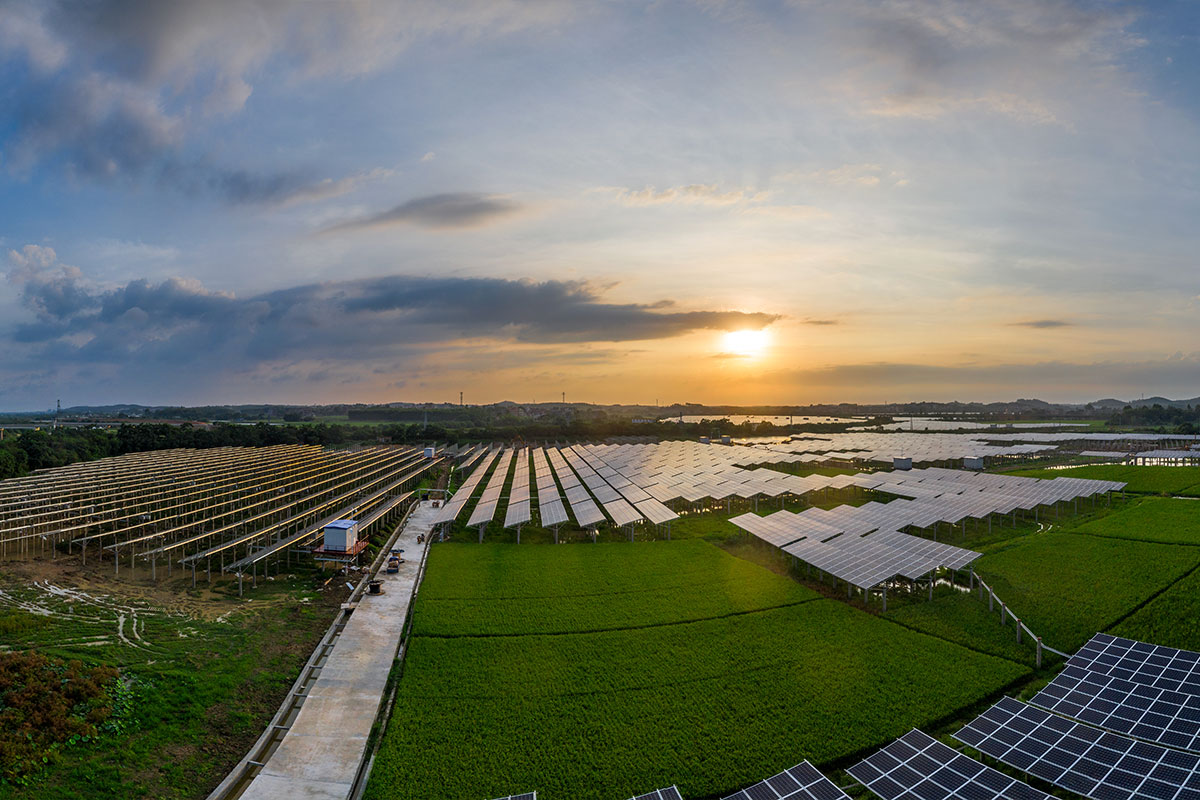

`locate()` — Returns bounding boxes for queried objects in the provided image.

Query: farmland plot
[368,540,1029,800]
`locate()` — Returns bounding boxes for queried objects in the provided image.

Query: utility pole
[460,391,463,407]
[562,391,566,404]
[55,399,60,430]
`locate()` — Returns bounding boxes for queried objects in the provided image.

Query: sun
[721,328,770,358]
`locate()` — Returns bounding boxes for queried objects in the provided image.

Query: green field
[0,568,344,799]
[975,531,1200,652]
[368,540,1030,800]
[1073,497,1200,545]
[1009,464,1200,495]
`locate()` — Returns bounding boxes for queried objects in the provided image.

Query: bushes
[0,652,120,783]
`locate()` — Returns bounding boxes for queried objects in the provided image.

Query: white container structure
[893,456,913,470]
[323,520,359,553]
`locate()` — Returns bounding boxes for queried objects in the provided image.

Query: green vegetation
[1074,498,1200,545]
[0,652,120,783]
[975,531,1200,652]
[1112,566,1200,650]
[368,540,1029,800]
[0,569,345,799]
[1009,464,1200,495]
[883,590,1038,664]
[415,542,820,636]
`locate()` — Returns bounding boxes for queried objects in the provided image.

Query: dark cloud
[803,318,839,326]
[1012,319,1071,328]
[2,255,781,388]
[323,193,524,233]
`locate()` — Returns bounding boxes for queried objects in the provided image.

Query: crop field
[1111,566,1200,650]
[368,540,1030,800]
[1009,464,1200,495]
[1072,497,1200,545]
[0,565,345,800]
[974,531,1200,652]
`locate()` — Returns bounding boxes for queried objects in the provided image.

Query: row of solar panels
[730,508,980,590]
[430,448,499,525]
[490,759,849,800]
[853,633,1200,800]
[504,448,533,528]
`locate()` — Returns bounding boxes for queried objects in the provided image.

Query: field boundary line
[413,596,828,639]
[1099,557,1200,638]
[878,613,1036,668]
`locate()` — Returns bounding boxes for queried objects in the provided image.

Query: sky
[1,0,1198,410]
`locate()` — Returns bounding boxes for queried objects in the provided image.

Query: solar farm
[4,432,1200,800]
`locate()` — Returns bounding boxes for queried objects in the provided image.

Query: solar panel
[955,696,1200,800]
[630,787,683,800]
[489,793,536,800]
[1066,634,1200,697]
[721,760,849,800]
[1031,634,1200,752]
[848,729,1051,800]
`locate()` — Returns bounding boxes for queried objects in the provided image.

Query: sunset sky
[2,1,1198,409]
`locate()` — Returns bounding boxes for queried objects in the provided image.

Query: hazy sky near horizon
[2,0,1198,410]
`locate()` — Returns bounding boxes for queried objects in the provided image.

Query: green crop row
[1074,498,1200,545]
[371,599,1027,800]
[976,531,1200,652]
[1112,566,1200,650]
[368,540,1031,800]
[417,539,782,600]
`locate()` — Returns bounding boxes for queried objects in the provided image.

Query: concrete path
[239,501,439,800]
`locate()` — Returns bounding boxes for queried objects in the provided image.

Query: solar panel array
[575,441,845,506]
[752,429,1200,465]
[955,696,1200,800]
[561,446,644,526]
[630,787,683,800]
[532,448,569,527]
[467,448,514,527]
[721,761,849,800]
[432,447,500,525]
[848,729,1051,800]
[1032,633,1200,752]
[546,447,606,527]
[503,448,532,528]
[488,793,536,800]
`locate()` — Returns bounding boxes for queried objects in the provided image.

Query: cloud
[1,255,782,393]
[606,184,766,207]
[1012,319,1071,329]
[0,1,567,201]
[803,318,840,326]
[322,193,524,233]
[6,245,96,320]
[828,0,1141,123]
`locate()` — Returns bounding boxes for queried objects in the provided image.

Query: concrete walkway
[239,501,440,800]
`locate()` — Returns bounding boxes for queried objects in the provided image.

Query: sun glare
[721,328,770,358]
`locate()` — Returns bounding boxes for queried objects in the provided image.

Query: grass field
[367,540,1030,800]
[1073,497,1200,545]
[975,531,1200,652]
[1009,464,1200,495]
[0,564,346,799]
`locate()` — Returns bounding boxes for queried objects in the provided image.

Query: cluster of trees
[1107,404,1200,433]
[0,423,383,480]
[0,412,887,482]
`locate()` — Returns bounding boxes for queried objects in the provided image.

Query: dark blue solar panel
[847,729,1051,800]
[722,761,848,800]
[956,696,1200,800]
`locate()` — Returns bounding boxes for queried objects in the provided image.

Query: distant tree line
[1107,404,1200,434]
